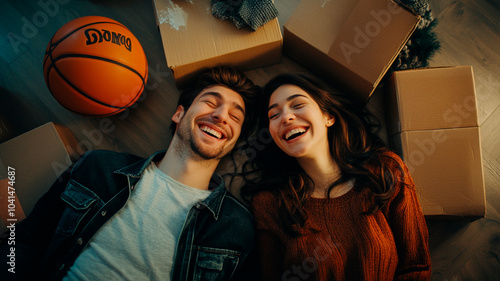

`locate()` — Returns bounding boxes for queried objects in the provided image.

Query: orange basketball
[43,16,148,116]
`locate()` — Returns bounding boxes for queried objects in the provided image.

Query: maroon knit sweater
[251,152,431,281]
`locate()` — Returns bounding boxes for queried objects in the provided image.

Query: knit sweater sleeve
[250,191,285,281]
[383,152,432,281]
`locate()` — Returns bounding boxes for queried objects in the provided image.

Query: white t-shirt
[63,162,212,281]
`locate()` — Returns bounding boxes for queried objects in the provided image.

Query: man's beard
[187,134,225,160]
[176,118,228,160]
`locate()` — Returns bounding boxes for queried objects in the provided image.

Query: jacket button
[101,210,107,216]
[77,238,83,245]
[195,203,206,210]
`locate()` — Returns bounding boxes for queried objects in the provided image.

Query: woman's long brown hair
[241,73,403,237]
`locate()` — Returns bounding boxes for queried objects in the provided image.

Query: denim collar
[200,180,227,220]
[114,150,166,178]
[114,151,227,220]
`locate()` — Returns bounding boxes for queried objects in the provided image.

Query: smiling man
[0,66,260,281]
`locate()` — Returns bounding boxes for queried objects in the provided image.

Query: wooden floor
[419,1,500,280]
[1,0,499,280]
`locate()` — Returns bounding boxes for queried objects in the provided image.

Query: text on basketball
[84,28,132,51]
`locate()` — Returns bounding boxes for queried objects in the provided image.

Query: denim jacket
[0,150,255,281]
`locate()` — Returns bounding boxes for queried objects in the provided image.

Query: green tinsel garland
[387,0,441,76]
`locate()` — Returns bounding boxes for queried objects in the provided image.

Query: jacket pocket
[55,180,101,237]
[193,246,240,281]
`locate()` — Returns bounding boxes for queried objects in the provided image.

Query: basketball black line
[46,53,145,109]
[55,97,127,117]
[46,58,127,110]
[47,20,128,53]
[122,80,145,109]
[43,36,53,67]
[55,53,147,84]
[43,20,129,66]
[46,63,126,111]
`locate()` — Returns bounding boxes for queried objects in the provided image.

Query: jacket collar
[201,176,227,220]
[114,150,166,178]
[114,150,227,220]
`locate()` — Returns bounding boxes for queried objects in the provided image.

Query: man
[0,66,260,280]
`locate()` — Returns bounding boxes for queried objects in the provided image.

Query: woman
[242,74,431,280]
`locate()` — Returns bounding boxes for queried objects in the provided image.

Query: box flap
[328,0,420,84]
[284,25,374,101]
[398,127,485,217]
[284,0,359,53]
[283,0,419,101]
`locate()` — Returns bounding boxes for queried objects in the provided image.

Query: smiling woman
[241,73,432,281]
[266,84,334,160]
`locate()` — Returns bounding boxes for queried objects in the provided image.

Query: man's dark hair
[169,65,260,140]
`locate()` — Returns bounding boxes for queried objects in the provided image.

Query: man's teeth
[285,128,306,140]
[201,126,222,139]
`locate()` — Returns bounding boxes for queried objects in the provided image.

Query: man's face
[172,85,246,160]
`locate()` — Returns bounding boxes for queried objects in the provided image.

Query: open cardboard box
[284,0,420,101]
[0,123,81,233]
[152,0,283,88]
[386,66,486,217]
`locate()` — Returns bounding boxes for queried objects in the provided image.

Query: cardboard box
[386,66,486,217]
[284,0,420,101]
[152,0,283,88]
[386,66,479,135]
[393,127,485,217]
[0,123,81,233]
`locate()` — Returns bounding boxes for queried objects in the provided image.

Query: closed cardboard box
[0,123,81,233]
[284,0,420,101]
[152,0,283,88]
[386,66,486,217]
[393,127,485,217]
[386,66,479,134]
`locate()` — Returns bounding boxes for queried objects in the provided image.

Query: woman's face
[267,84,334,159]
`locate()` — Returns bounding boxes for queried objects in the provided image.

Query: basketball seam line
[56,100,126,117]
[56,53,147,83]
[47,56,129,110]
[48,21,128,51]
[43,21,128,67]
[50,69,125,110]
